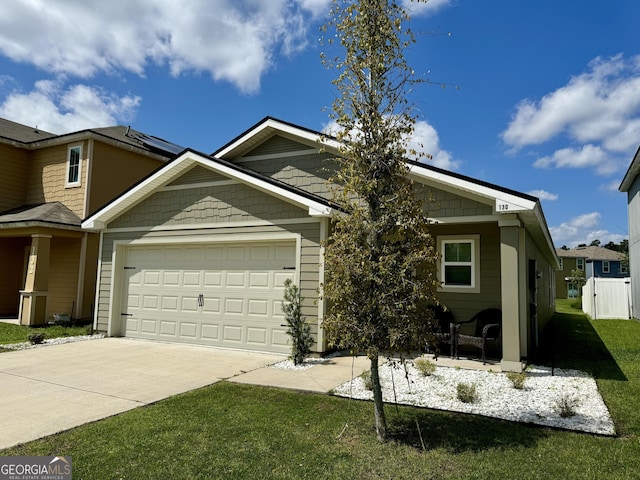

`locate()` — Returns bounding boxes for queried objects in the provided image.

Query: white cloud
[402,0,455,17]
[532,144,620,176]
[0,81,140,134]
[0,0,327,94]
[502,55,640,149]
[550,212,626,248]
[409,120,459,170]
[323,118,459,171]
[600,180,623,192]
[527,190,558,201]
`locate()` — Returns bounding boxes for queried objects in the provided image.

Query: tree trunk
[369,354,387,442]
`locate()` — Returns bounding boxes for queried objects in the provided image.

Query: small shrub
[456,382,478,403]
[555,394,580,418]
[506,371,527,390]
[281,279,313,365]
[361,371,374,391]
[28,333,45,345]
[414,357,436,376]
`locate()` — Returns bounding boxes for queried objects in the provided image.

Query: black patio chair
[426,304,455,357]
[453,308,502,364]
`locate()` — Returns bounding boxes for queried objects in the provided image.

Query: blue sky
[0,0,637,248]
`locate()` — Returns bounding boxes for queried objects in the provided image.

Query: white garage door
[121,241,296,353]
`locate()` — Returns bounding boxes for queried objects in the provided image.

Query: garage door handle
[121,313,133,316]
[198,294,204,307]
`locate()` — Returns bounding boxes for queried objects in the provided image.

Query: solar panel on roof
[135,132,185,155]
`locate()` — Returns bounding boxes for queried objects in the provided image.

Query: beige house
[0,118,181,325]
[83,117,558,372]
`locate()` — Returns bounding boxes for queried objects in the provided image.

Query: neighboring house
[0,117,182,325]
[82,117,559,372]
[555,246,628,299]
[620,145,640,320]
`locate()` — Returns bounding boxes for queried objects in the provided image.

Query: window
[66,145,82,186]
[576,258,584,270]
[603,261,610,274]
[621,262,628,274]
[439,235,480,293]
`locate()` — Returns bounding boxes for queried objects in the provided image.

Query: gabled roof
[82,149,336,230]
[0,202,82,229]
[0,118,56,143]
[556,246,625,261]
[0,117,182,160]
[212,117,557,267]
[619,145,640,192]
[213,116,341,159]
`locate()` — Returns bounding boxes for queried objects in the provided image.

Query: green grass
[2,305,640,479]
[0,322,91,345]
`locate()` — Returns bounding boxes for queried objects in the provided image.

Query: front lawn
[2,306,639,479]
[0,322,91,345]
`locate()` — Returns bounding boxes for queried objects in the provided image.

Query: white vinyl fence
[582,277,632,319]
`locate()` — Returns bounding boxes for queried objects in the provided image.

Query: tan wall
[48,237,81,318]
[88,142,164,215]
[25,143,87,217]
[555,256,578,298]
[0,144,29,212]
[431,222,502,325]
[0,237,29,315]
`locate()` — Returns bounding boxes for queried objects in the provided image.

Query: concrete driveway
[0,338,285,450]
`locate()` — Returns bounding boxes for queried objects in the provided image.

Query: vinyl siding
[627,176,640,319]
[417,184,494,218]
[48,237,81,318]
[432,223,502,325]
[88,141,164,215]
[167,166,227,186]
[0,144,28,212]
[0,237,28,315]
[108,183,308,229]
[26,143,87,218]
[237,151,338,200]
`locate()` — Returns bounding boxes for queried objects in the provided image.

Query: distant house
[0,118,181,325]
[83,116,559,372]
[619,145,640,319]
[555,246,627,299]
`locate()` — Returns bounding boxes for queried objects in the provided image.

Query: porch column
[19,234,52,326]
[499,220,525,372]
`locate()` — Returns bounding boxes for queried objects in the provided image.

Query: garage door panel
[201,324,219,340]
[248,299,269,316]
[160,321,177,336]
[123,241,297,353]
[224,298,245,314]
[142,295,159,310]
[223,325,243,342]
[247,327,267,345]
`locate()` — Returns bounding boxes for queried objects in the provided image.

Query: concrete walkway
[0,338,369,450]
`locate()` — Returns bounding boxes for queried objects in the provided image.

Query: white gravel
[332,360,616,436]
[1,334,104,351]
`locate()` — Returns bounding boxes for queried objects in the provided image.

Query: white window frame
[66,144,82,187]
[576,258,584,271]
[603,260,610,274]
[438,235,480,293]
[621,262,628,274]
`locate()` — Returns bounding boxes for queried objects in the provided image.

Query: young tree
[321,0,440,442]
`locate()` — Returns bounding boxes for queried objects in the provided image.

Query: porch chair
[453,308,502,364]
[426,304,455,358]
